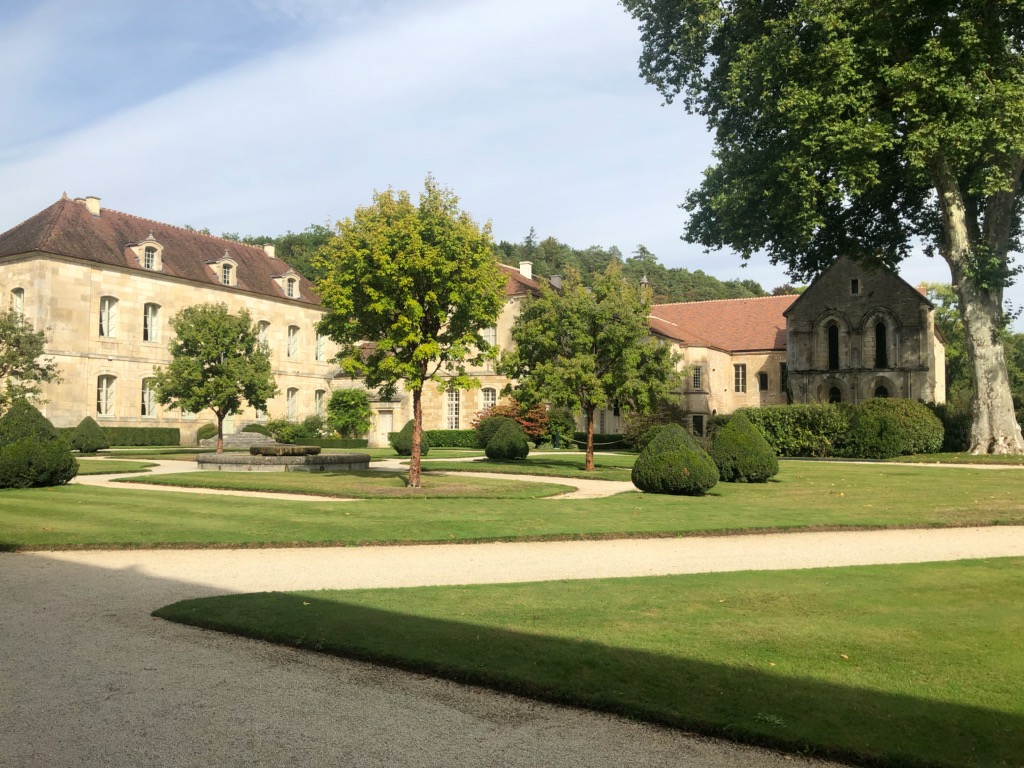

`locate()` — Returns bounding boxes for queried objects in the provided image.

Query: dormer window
[286,277,297,298]
[133,234,163,271]
[221,264,233,285]
[144,246,156,270]
[210,252,238,286]
[274,270,301,299]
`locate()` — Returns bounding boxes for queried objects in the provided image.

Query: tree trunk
[409,388,423,488]
[216,413,224,453]
[933,154,1024,454]
[585,406,596,471]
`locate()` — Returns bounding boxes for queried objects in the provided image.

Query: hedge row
[58,425,181,446]
[386,429,478,449]
[293,438,370,449]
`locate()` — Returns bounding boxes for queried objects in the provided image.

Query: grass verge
[888,452,1024,466]
[155,558,1024,768]
[74,459,158,475]
[421,453,636,481]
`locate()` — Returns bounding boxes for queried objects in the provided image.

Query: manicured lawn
[889,451,1024,466]
[155,558,1024,768]
[112,470,567,499]
[102,449,213,461]
[422,453,636,481]
[75,459,157,475]
[2,462,1023,550]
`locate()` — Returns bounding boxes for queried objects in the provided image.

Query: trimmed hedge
[485,420,530,460]
[571,432,627,450]
[103,427,180,446]
[424,429,478,448]
[709,411,778,482]
[476,416,519,449]
[70,416,109,454]
[293,438,369,449]
[390,420,430,456]
[631,423,718,496]
[738,404,854,457]
[242,423,272,436]
[196,424,219,442]
[841,398,944,459]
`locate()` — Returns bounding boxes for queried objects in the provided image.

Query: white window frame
[447,389,460,430]
[97,375,116,416]
[315,332,326,362]
[11,287,25,315]
[143,246,156,270]
[143,303,159,343]
[257,321,270,345]
[734,364,747,393]
[482,326,497,347]
[481,387,497,411]
[315,389,326,418]
[141,378,156,417]
[287,325,299,358]
[221,263,234,286]
[286,277,297,298]
[99,296,117,338]
[286,388,298,420]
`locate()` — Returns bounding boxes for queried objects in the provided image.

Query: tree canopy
[499,262,679,470]
[315,176,506,487]
[0,308,60,416]
[623,0,1024,453]
[153,303,277,452]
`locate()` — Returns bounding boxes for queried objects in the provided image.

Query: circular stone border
[197,452,371,472]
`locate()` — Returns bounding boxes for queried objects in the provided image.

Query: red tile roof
[499,264,542,296]
[650,294,799,352]
[0,196,319,305]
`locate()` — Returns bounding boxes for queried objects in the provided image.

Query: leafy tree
[624,0,1024,454]
[0,309,60,415]
[326,388,373,439]
[499,262,679,470]
[315,176,506,487]
[153,303,277,452]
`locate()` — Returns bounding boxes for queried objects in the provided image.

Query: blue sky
[3,0,1019,321]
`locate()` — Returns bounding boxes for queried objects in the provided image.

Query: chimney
[549,274,562,290]
[84,196,101,216]
[519,261,533,280]
[263,244,277,259]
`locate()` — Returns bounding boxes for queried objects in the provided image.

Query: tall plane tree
[315,177,506,487]
[623,0,1024,453]
[499,263,679,471]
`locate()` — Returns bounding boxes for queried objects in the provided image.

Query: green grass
[74,459,157,475]
[155,558,1024,768]
[112,469,566,499]
[2,461,1023,550]
[421,453,636,481]
[888,451,1024,465]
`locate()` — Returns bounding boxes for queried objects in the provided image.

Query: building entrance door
[377,410,393,447]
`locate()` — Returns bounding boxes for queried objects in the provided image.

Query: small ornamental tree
[153,303,277,452]
[326,389,373,439]
[485,419,530,460]
[70,416,109,454]
[631,423,718,495]
[472,398,549,447]
[315,176,505,487]
[0,309,60,416]
[708,411,779,482]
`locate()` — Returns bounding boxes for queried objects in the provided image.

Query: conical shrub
[0,400,78,488]
[390,419,430,456]
[631,423,718,495]
[475,415,518,449]
[709,411,778,482]
[0,398,61,447]
[70,416,110,454]
[485,419,530,460]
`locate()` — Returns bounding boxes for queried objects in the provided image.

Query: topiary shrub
[708,411,779,482]
[390,419,430,456]
[485,420,530,460]
[196,424,218,443]
[740,404,854,457]
[841,398,944,459]
[0,400,78,488]
[242,423,272,436]
[69,416,109,454]
[475,415,519,449]
[631,423,718,496]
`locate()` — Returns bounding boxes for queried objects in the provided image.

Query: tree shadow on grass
[156,593,1024,768]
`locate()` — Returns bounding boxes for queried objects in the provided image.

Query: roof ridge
[652,294,798,308]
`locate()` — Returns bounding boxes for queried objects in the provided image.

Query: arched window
[99,296,118,337]
[11,287,24,315]
[287,325,299,358]
[875,385,889,398]
[827,323,840,370]
[315,333,326,362]
[315,389,326,417]
[874,322,888,368]
[143,246,157,270]
[828,386,842,403]
[143,303,159,342]
[97,375,116,416]
[447,389,460,429]
[286,277,297,298]
[286,388,298,420]
[141,378,156,417]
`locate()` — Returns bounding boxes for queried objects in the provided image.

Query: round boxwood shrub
[391,419,430,456]
[0,398,61,446]
[70,416,109,453]
[475,415,518,449]
[0,400,78,488]
[242,423,272,436]
[196,423,218,443]
[842,398,944,459]
[485,420,530,460]
[708,411,779,482]
[631,423,718,496]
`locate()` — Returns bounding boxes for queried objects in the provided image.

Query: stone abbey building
[0,196,944,444]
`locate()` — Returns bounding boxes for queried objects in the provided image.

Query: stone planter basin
[197,449,371,472]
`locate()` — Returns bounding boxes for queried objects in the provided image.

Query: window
[757,372,769,391]
[221,263,233,286]
[99,296,117,337]
[97,375,115,416]
[141,379,156,417]
[286,388,298,420]
[733,364,747,393]
[827,323,840,370]
[599,410,606,433]
[143,246,157,270]
[851,279,860,295]
[315,389,326,417]
[11,287,24,315]
[481,387,497,411]
[481,326,497,347]
[828,386,842,403]
[447,389,460,429]
[691,366,702,390]
[692,414,705,437]
[286,277,297,298]
[779,362,788,393]
[875,385,889,398]
[143,303,159,342]
[255,406,268,421]
[287,325,299,358]
[315,333,326,362]
[874,322,888,368]
[257,321,270,345]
